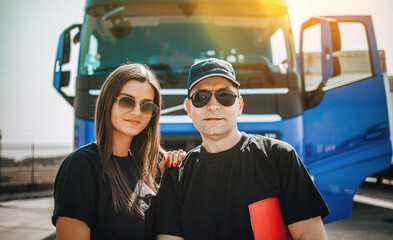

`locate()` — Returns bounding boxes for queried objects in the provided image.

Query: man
[155,58,329,240]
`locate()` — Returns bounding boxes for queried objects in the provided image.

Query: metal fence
[0,143,72,190]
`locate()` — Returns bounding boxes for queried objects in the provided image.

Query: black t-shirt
[52,142,156,240]
[155,132,329,240]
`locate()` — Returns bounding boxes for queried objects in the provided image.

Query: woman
[52,63,185,240]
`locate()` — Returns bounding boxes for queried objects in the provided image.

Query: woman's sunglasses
[189,89,238,108]
[115,97,159,118]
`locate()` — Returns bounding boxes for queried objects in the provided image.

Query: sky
[0,0,392,144]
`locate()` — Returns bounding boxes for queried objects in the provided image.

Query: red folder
[249,197,292,240]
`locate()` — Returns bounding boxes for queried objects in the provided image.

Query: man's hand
[288,216,327,240]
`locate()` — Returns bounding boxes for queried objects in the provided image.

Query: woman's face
[111,79,156,142]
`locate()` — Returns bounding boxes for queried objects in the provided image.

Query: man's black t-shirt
[52,142,156,240]
[156,132,329,240]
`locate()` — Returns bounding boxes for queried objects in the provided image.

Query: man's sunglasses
[189,89,238,108]
[115,97,159,118]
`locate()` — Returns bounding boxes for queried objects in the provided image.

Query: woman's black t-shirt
[156,132,330,240]
[52,142,155,240]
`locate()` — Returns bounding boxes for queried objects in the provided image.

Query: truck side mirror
[331,56,341,78]
[53,24,81,106]
[109,24,132,39]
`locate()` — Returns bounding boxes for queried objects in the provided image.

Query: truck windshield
[79,14,295,88]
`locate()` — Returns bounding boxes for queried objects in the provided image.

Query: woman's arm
[56,217,90,240]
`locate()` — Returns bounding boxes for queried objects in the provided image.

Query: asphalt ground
[325,202,393,239]
[324,181,393,239]
[0,182,392,240]
[0,197,55,240]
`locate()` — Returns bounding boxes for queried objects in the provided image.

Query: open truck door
[53,24,81,106]
[299,16,392,223]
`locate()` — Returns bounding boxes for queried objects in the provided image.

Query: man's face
[186,76,243,139]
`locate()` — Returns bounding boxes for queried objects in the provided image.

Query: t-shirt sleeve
[155,168,184,237]
[52,153,97,228]
[275,146,330,225]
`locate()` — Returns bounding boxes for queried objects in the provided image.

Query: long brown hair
[94,63,163,215]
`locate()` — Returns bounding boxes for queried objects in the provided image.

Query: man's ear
[238,96,244,117]
[185,98,192,118]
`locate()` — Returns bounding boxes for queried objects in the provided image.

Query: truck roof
[85,0,288,11]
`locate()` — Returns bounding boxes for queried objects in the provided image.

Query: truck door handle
[364,122,388,141]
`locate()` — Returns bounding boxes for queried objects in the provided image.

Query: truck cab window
[303,22,373,92]
[78,13,295,88]
[83,34,100,75]
[302,23,322,92]
[270,28,289,73]
[325,22,372,89]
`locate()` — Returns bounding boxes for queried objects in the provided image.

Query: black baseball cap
[187,58,240,97]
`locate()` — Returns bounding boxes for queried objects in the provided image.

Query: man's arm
[157,234,184,240]
[287,216,327,240]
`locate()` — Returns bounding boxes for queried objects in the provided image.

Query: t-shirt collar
[200,132,249,160]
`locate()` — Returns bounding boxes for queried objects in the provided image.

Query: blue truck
[53,0,393,223]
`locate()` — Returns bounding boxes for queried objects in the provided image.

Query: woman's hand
[159,149,187,175]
